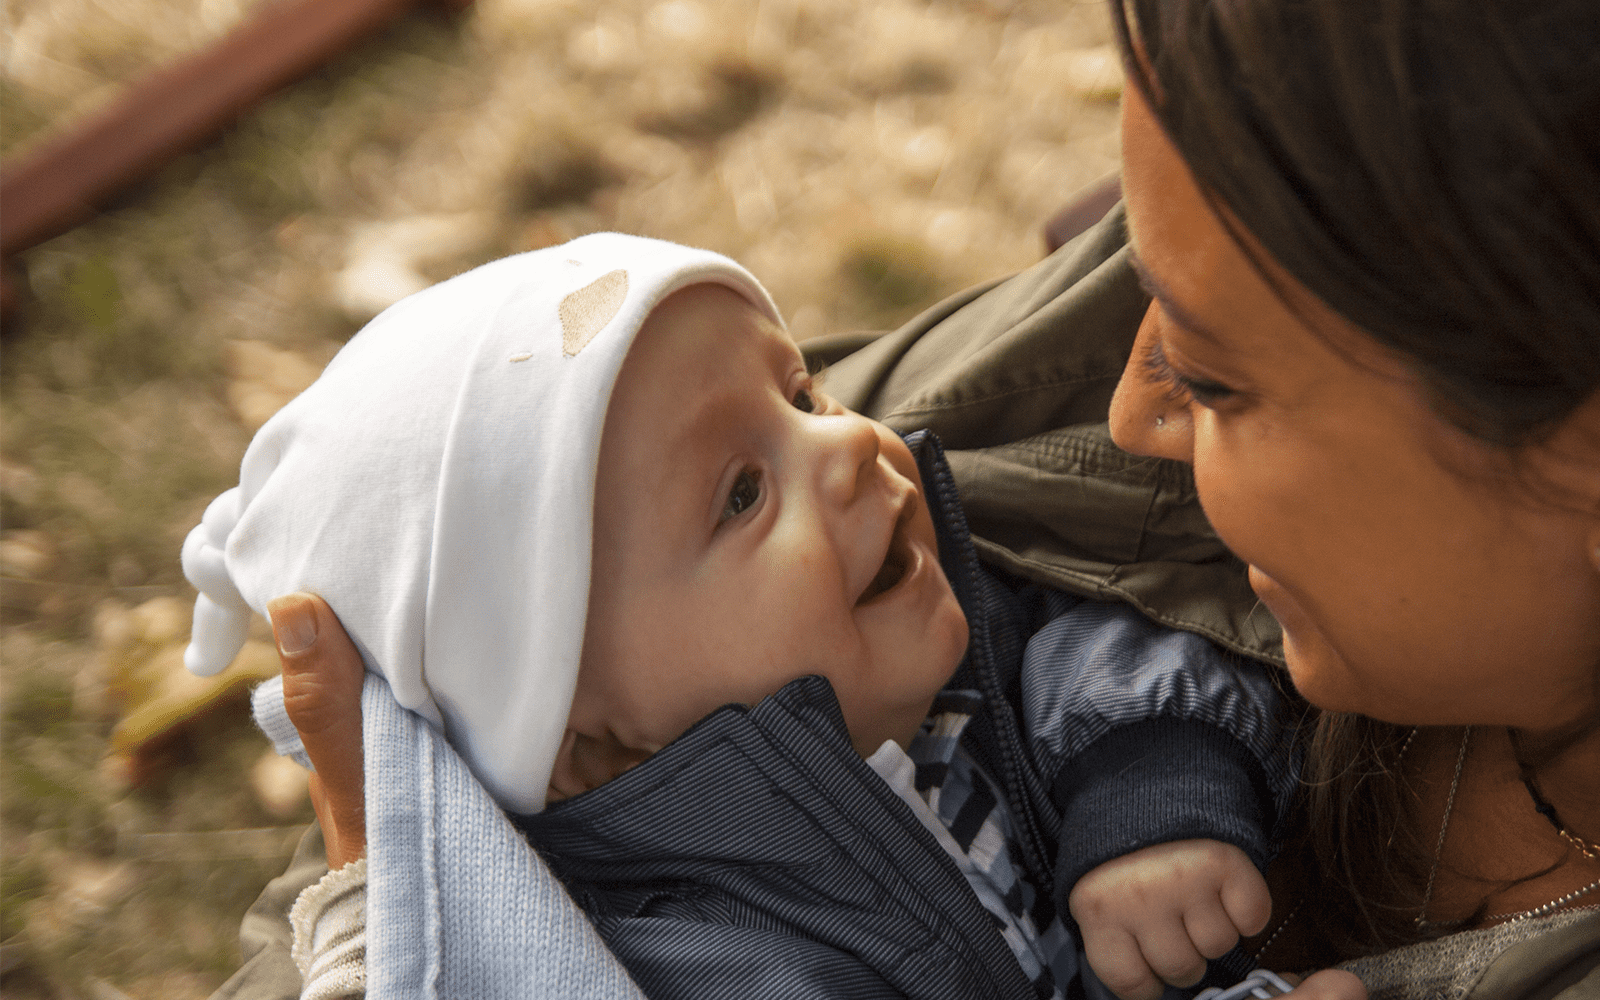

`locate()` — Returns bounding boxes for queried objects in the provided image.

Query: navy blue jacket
[517,433,1296,1000]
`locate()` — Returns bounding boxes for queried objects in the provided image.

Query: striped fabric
[876,690,1082,1000]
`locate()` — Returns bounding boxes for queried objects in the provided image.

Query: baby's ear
[545,729,584,804]
[546,727,653,803]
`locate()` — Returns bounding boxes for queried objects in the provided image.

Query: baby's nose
[812,411,882,507]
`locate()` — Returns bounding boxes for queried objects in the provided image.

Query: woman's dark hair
[1112,0,1600,447]
[1109,0,1600,961]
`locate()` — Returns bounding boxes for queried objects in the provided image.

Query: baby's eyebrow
[674,388,738,454]
[653,394,736,544]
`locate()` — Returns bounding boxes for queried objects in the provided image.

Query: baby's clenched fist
[1069,839,1271,1000]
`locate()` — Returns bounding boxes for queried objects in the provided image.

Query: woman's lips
[1248,564,1309,635]
[1246,565,1281,609]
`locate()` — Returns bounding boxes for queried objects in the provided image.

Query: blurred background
[0,0,1121,995]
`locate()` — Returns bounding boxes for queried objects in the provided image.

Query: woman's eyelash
[1140,341,1235,407]
[1140,341,1188,403]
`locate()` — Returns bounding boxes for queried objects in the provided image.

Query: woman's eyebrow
[1126,249,1231,351]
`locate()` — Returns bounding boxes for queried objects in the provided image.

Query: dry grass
[1,0,1120,995]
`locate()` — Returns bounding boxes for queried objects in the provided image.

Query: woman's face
[1109,86,1600,731]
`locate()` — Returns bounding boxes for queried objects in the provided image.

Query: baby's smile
[856,478,926,606]
[556,281,970,796]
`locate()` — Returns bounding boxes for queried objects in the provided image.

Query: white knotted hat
[182,233,783,814]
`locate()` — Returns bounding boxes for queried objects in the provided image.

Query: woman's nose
[1108,308,1195,464]
[809,409,882,507]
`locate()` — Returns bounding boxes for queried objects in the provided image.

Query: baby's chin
[850,695,943,759]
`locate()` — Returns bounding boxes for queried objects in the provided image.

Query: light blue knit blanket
[253,673,647,998]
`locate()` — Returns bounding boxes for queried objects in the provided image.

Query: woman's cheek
[1186,429,1260,560]
[1188,434,1364,708]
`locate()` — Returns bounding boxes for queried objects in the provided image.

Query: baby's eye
[791,387,818,414]
[720,469,762,523]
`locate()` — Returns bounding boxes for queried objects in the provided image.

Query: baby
[184,234,1292,999]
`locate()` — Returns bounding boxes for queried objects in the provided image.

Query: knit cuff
[290,856,367,1000]
[252,675,313,771]
[1051,717,1275,897]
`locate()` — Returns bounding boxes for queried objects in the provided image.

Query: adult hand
[1280,970,1367,1000]
[267,592,368,870]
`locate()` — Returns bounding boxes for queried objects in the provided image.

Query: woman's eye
[1141,340,1237,408]
[720,469,762,523]
[791,387,818,414]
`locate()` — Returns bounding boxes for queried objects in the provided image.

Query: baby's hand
[1068,839,1272,1000]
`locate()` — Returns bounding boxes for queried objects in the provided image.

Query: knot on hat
[182,488,253,677]
[178,233,784,813]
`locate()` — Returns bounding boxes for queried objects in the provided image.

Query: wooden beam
[1,0,473,264]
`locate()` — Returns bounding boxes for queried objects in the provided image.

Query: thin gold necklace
[1417,726,1600,929]
[1482,876,1600,923]
[1250,901,1301,962]
[1519,761,1600,863]
[1415,726,1472,932]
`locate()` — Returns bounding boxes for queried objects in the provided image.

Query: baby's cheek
[925,570,970,666]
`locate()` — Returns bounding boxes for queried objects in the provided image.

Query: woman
[1096,0,1600,992]
[220,0,1597,996]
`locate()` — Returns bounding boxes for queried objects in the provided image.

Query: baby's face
[555,284,968,797]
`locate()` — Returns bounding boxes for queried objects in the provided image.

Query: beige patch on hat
[560,270,629,356]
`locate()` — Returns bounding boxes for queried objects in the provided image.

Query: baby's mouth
[856,501,916,606]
